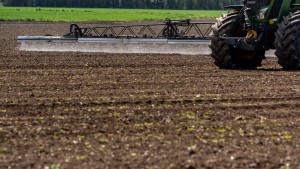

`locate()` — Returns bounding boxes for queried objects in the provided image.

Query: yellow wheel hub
[246,30,258,39]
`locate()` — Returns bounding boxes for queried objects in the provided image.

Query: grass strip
[0,7,227,22]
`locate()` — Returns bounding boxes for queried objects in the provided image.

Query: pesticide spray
[19,42,211,55]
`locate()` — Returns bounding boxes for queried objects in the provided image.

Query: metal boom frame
[18,19,214,45]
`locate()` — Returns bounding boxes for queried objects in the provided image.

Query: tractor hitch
[221,32,264,51]
[222,37,255,51]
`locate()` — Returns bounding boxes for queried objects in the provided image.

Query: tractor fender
[225,5,244,11]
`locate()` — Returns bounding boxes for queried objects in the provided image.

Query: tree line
[1,0,242,10]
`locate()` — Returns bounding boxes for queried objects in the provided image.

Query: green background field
[0,7,227,22]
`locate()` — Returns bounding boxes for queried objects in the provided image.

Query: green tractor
[209,0,300,70]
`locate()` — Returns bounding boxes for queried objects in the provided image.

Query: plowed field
[1,21,300,169]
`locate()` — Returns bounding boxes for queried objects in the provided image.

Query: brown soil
[0,21,300,169]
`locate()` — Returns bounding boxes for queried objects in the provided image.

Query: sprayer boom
[17,19,214,54]
[18,19,213,44]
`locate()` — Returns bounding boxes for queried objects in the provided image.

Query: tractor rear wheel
[209,12,265,69]
[274,11,300,70]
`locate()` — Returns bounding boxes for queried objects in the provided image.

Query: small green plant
[51,164,60,169]
[187,127,195,131]
[178,111,198,120]
[76,156,87,160]
[99,138,109,143]
[282,135,293,140]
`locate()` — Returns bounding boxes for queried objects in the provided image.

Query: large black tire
[274,12,300,70]
[209,12,265,69]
